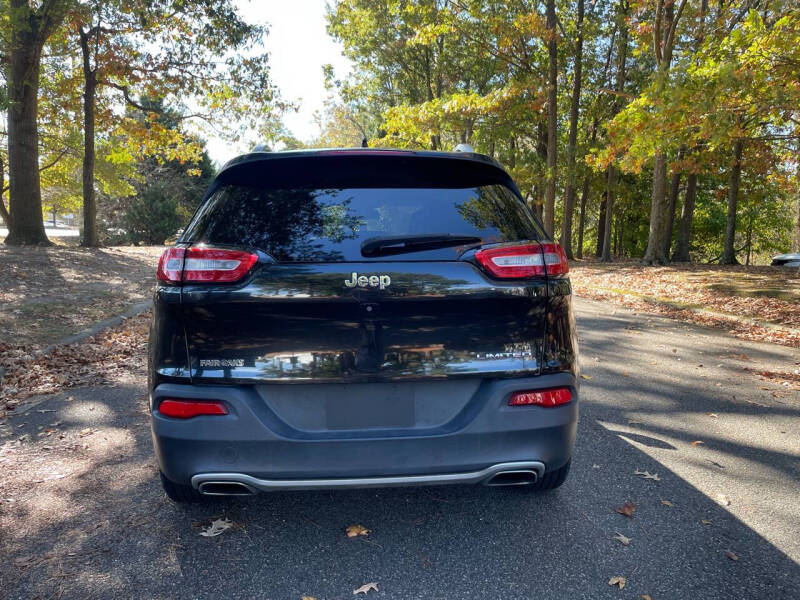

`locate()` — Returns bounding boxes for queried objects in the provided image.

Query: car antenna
[361,137,368,148]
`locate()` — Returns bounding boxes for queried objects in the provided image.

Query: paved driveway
[1,298,798,599]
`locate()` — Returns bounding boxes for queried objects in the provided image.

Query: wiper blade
[361,233,482,257]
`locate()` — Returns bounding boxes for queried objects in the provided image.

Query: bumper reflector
[508,387,572,407]
[158,399,228,419]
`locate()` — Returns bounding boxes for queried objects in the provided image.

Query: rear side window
[182,184,539,262]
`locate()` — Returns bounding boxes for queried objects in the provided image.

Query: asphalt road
[2,297,799,599]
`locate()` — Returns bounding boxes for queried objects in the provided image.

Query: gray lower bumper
[152,373,578,488]
[191,461,545,493]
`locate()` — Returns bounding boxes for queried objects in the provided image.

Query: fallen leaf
[716,494,731,506]
[705,412,718,418]
[613,532,631,546]
[353,582,379,595]
[581,374,592,380]
[661,499,674,507]
[635,469,661,481]
[199,518,233,537]
[701,519,713,525]
[608,576,626,589]
[615,502,636,517]
[726,551,738,561]
[641,595,653,600]
[691,440,705,447]
[301,597,317,600]
[78,428,93,438]
[346,524,370,538]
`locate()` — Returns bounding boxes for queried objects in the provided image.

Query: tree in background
[68,0,279,247]
[559,0,585,258]
[2,0,71,245]
[1,0,283,246]
[120,149,214,245]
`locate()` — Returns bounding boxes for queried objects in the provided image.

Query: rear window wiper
[361,233,483,258]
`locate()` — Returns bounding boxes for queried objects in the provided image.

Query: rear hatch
[175,151,552,393]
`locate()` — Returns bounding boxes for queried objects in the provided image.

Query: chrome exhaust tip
[484,469,539,486]
[197,481,256,496]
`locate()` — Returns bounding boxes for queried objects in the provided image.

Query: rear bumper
[192,461,545,493]
[151,373,578,490]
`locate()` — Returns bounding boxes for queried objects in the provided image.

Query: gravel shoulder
[1,298,798,599]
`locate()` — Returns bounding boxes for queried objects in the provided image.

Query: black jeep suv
[149,148,579,502]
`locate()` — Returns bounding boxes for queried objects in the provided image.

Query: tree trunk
[745,212,753,266]
[794,192,800,253]
[793,158,800,252]
[672,172,697,262]
[560,0,584,258]
[642,152,669,264]
[601,167,616,262]
[601,4,628,263]
[663,164,682,257]
[5,22,49,246]
[576,174,590,259]
[80,27,99,247]
[721,139,744,265]
[596,191,607,257]
[0,155,10,229]
[643,0,685,265]
[534,120,548,223]
[544,0,558,237]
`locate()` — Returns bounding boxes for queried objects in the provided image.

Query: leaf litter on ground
[613,532,632,546]
[608,576,626,589]
[615,502,636,517]
[346,524,370,538]
[199,518,234,537]
[353,582,379,595]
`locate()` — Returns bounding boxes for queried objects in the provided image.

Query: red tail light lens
[541,243,569,275]
[509,387,572,407]
[474,242,569,278]
[157,247,186,282]
[183,247,258,282]
[156,247,258,283]
[158,399,228,419]
[475,244,546,278]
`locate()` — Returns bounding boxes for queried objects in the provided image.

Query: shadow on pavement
[1,375,798,600]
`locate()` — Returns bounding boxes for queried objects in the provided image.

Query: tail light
[541,243,569,275]
[156,247,185,282]
[474,242,569,278]
[158,399,228,419]
[509,387,572,407]
[157,247,258,283]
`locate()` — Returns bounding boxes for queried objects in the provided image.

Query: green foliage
[324,0,800,263]
[123,183,183,246]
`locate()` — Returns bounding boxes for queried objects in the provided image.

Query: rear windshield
[182,184,540,262]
